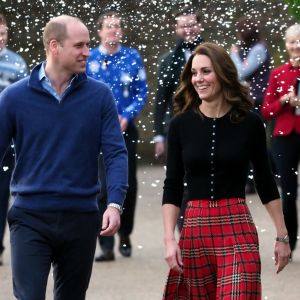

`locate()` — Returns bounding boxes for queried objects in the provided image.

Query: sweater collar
[29,62,87,91]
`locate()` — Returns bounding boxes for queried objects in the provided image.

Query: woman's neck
[199,100,231,118]
[290,57,300,67]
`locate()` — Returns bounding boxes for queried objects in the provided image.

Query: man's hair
[97,10,122,30]
[43,15,82,52]
[0,13,7,26]
[174,7,202,24]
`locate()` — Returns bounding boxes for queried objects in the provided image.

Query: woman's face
[191,54,222,102]
[285,35,300,61]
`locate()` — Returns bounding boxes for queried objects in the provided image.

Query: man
[0,15,128,299]
[153,8,203,230]
[0,13,28,266]
[153,8,203,160]
[87,11,148,261]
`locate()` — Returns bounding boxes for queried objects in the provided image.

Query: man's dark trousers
[8,206,100,300]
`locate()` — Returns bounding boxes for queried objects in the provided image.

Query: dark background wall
[1,0,297,164]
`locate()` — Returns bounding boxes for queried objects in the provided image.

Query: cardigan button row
[210,119,217,200]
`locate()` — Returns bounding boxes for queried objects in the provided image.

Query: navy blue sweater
[0,63,128,211]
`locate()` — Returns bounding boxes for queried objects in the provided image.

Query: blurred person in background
[87,10,148,261]
[153,7,204,231]
[0,13,28,266]
[230,15,272,195]
[261,23,300,260]
[154,7,204,161]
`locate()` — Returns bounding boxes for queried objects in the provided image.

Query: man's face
[0,24,8,50]
[57,22,90,74]
[175,14,202,42]
[98,16,122,46]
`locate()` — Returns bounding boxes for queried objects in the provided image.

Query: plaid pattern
[163,198,261,300]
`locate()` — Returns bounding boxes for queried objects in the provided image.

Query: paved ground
[0,165,299,300]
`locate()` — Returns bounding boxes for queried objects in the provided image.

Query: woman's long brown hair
[173,42,253,122]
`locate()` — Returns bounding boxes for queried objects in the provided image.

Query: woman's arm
[162,204,183,273]
[264,199,291,273]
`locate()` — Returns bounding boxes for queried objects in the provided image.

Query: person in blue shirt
[87,10,148,261]
[0,15,128,299]
[0,13,28,267]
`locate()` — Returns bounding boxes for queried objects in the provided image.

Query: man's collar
[38,61,78,84]
[38,61,47,81]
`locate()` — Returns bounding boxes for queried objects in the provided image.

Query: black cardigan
[162,109,279,207]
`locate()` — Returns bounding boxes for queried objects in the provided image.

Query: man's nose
[82,45,89,57]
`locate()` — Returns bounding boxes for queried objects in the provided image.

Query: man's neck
[100,42,120,55]
[44,61,73,96]
[0,46,7,54]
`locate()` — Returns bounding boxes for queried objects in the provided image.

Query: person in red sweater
[261,23,300,259]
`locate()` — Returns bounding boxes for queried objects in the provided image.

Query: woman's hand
[288,94,300,107]
[274,242,291,274]
[164,238,183,273]
[279,89,299,107]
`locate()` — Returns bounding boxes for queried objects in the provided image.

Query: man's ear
[48,39,60,55]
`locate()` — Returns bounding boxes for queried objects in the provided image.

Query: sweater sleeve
[121,50,148,122]
[250,114,279,203]
[100,88,129,206]
[231,44,267,80]
[162,116,185,207]
[0,88,15,165]
[154,53,174,138]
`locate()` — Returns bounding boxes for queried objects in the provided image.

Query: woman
[162,42,290,300]
[261,24,300,259]
[230,16,271,111]
[230,16,272,194]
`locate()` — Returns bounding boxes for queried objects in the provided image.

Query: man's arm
[153,52,174,158]
[0,88,14,165]
[99,88,128,236]
[120,50,148,123]
[16,55,29,79]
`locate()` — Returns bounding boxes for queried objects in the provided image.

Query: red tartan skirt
[163,198,261,300]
